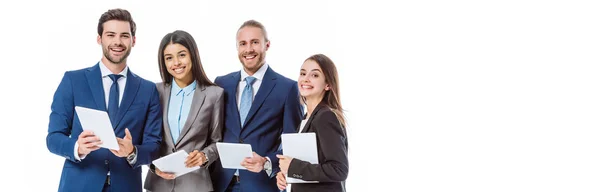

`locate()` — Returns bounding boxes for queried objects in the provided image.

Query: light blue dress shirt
[167,80,197,144]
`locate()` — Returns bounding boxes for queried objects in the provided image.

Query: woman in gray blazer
[144,30,224,192]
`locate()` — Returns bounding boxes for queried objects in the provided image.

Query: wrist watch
[263,157,271,170]
[126,147,137,162]
[202,152,209,166]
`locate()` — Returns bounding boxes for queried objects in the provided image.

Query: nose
[111,38,123,46]
[244,44,254,53]
[173,57,181,66]
[300,74,310,82]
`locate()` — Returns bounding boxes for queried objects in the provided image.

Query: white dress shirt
[235,63,273,176]
[74,61,128,161]
[298,119,308,133]
[237,63,268,109]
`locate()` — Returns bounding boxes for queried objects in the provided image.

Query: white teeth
[174,67,184,73]
[244,55,256,59]
[302,85,313,89]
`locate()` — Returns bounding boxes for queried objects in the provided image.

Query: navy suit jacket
[46,63,163,192]
[212,66,303,192]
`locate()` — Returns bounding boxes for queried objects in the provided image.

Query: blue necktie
[108,74,122,127]
[239,76,256,127]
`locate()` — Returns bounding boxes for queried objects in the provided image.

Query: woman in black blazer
[276,54,348,192]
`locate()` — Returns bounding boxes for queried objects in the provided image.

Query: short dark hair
[157,30,215,87]
[237,20,269,42]
[97,8,136,36]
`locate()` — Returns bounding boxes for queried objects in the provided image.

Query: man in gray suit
[144,30,224,192]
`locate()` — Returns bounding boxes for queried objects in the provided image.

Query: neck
[244,62,265,76]
[244,68,257,76]
[305,96,324,119]
[174,77,194,89]
[102,58,126,74]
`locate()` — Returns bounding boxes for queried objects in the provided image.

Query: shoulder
[130,73,159,92]
[138,77,158,88]
[215,71,238,85]
[154,82,167,95]
[314,107,336,122]
[203,85,225,97]
[312,107,344,131]
[270,70,297,87]
[155,82,165,89]
[63,65,94,78]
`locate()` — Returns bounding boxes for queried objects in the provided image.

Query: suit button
[172,148,175,152]
[239,139,244,143]
[105,160,109,165]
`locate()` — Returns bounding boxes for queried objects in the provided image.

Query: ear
[265,40,270,51]
[97,35,101,45]
[325,84,330,91]
[132,36,136,47]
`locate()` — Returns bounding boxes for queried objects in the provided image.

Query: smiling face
[237,26,270,75]
[163,43,194,87]
[298,59,330,101]
[97,20,135,65]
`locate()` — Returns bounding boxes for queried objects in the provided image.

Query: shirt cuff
[265,156,272,176]
[74,142,86,161]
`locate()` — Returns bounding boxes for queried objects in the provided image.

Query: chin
[243,62,256,69]
[299,91,312,97]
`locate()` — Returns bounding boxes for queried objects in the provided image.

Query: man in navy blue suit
[46,8,162,192]
[212,20,303,192]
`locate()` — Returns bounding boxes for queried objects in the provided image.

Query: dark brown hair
[97,8,136,36]
[305,54,346,127]
[237,20,269,42]
[157,30,215,87]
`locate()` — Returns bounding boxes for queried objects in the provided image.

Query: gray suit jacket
[144,82,224,192]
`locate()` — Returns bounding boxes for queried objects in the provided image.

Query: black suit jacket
[288,103,349,192]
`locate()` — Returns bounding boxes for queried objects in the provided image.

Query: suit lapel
[160,83,176,147]
[243,67,276,129]
[228,72,243,137]
[302,104,326,133]
[114,69,141,129]
[175,84,207,146]
[86,63,106,111]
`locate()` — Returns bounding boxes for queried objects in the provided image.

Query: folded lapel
[302,104,326,133]
[85,63,106,111]
[228,72,243,137]
[242,67,276,129]
[160,83,175,147]
[114,70,141,129]
[175,84,206,146]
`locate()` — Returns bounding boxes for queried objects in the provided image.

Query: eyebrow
[164,50,188,56]
[239,38,260,42]
[104,31,131,35]
[300,69,322,72]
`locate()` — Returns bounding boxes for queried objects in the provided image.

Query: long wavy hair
[304,54,346,128]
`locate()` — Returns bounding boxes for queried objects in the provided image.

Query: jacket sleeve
[46,72,80,163]
[201,88,225,167]
[131,85,163,168]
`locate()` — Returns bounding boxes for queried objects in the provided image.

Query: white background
[1,0,600,191]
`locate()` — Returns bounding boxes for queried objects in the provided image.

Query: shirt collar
[240,63,269,82]
[99,60,128,78]
[173,80,197,96]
